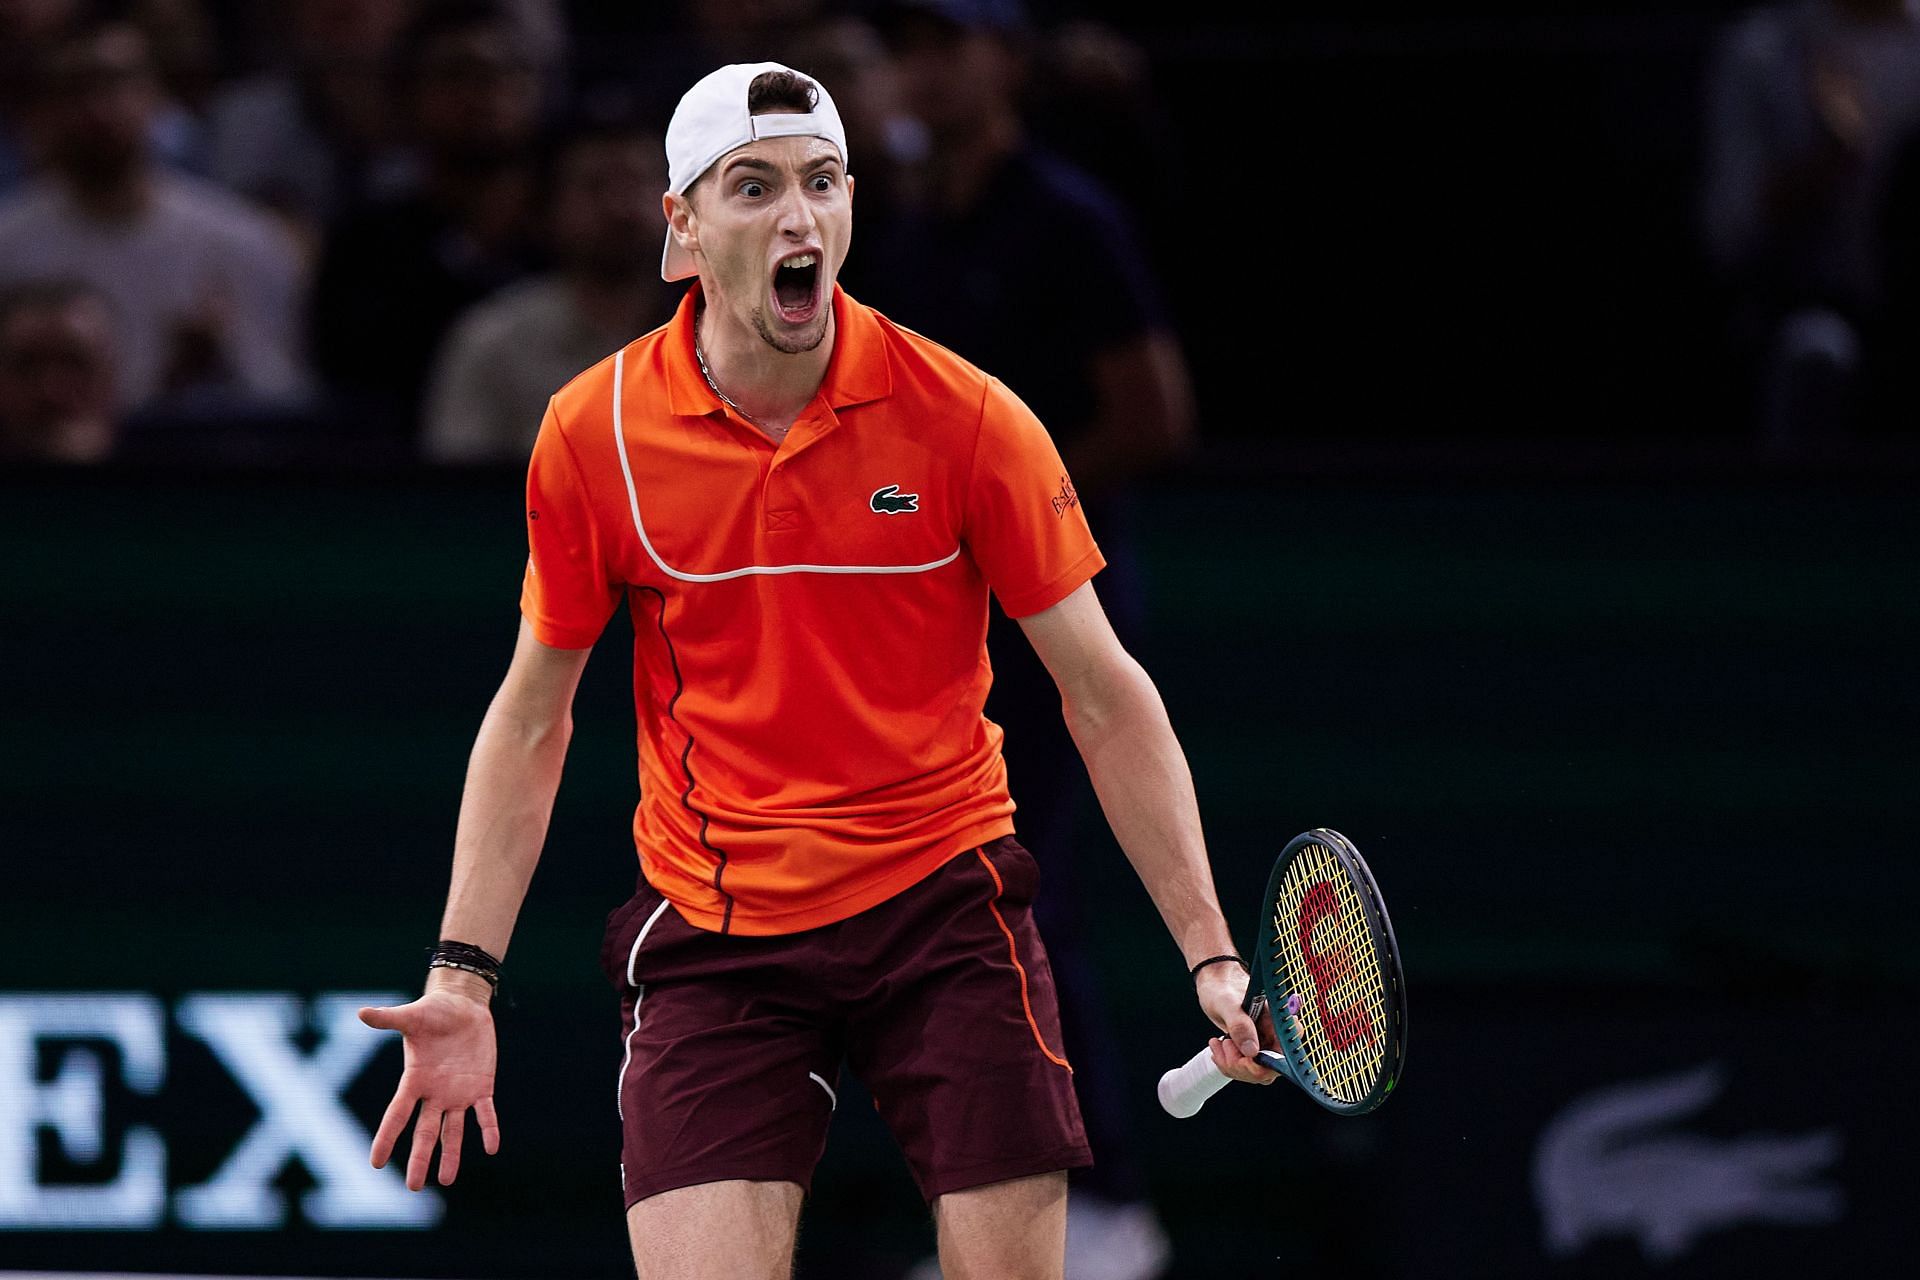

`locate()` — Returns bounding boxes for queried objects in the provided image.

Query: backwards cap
[660,62,849,282]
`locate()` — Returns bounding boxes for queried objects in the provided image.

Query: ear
[663,190,698,260]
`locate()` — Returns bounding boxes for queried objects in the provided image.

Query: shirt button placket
[764,454,798,533]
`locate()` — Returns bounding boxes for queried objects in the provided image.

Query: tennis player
[360,62,1273,1279]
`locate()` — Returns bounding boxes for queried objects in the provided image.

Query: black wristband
[1190,953,1248,981]
[428,940,502,989]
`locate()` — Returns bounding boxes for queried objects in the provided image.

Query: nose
[773,183,816,240]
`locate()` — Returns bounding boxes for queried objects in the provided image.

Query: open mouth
[771,252,822,324]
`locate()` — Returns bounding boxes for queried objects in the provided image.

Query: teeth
[781,254,817,270]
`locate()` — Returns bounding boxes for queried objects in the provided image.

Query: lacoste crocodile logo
[870,484,919,514]
[1532,1062,1843,1262]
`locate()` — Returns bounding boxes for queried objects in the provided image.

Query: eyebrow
[719,152,843,180]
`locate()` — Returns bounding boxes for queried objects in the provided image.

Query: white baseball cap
[660,62,850,283]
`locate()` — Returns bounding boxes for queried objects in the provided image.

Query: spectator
[566,0,821,134]
[1,0,84,193]
[859,1,1192,498]
[783,14,929,226]
[684,0,820,62]
[422,113,677,463]
[0,279,119,463]
[308,0,552,444]
[205,0,419,256]
[1025,19,1182,272]
[0,19,308,413]
[126,0,218,171]
[859,5,1195,1278]
[3,0,210,192]
[1701,0,1920,449]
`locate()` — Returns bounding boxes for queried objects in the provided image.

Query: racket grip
[1157,1045,1230,1118]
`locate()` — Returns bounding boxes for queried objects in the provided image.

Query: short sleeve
[963,377,1105,618]
[519,402,620,648]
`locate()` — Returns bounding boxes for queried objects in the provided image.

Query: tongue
[775,267,815,312]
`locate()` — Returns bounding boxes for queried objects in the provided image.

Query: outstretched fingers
[370,1085,417,1169]
[437,1109,466,1185]
[406,1105,444,1192]
[359,998,499,1188]
[475,1095,501,1155]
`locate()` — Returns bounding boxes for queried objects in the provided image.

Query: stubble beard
[751,305,829,356]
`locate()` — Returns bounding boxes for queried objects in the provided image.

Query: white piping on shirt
[611,348,963,583]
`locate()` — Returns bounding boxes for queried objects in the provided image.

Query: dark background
[5,1,1919,1277]
[3,463,1914,1277]
[1132,6,1735,450]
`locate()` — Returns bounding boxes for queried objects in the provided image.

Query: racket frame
[1251,828,1408,1115]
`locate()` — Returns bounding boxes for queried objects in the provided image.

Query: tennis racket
[1158,828,1407,1117]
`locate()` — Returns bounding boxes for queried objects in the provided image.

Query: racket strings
[1270,843,1388,1105]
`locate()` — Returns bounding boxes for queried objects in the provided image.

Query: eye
[739,180,765,199]
[810,174,835,192]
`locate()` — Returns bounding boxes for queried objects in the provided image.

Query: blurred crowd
[0,0,1192,471]
[9,0,1920,467]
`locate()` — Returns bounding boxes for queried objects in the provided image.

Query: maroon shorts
[598,835,1091,1206]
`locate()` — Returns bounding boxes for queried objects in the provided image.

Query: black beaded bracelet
[427,940,502,989]
[1189,953,1248,981]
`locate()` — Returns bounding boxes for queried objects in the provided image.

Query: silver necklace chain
[694,312,787,440]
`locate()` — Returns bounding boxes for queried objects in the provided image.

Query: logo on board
[0,991,439,1231]
[1532,1061,1843,1262]
[870,484,919,514]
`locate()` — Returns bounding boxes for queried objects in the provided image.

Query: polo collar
[663,281,892,420]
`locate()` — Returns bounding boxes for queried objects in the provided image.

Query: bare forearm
[435,696,572,963]
[1064,656,1236,966]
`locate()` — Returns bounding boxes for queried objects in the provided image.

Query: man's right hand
[359,975,501,1191]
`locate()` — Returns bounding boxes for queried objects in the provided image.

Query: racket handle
[1157,1046,1230,1118]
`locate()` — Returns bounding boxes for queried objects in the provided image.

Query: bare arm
[1017,581,1274,1083]
[435,616,594,968]
[359,618,594,1188]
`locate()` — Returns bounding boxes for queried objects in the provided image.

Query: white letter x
[174,993,441,1229]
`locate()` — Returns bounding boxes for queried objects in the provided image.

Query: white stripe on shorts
[615,898,674,1123]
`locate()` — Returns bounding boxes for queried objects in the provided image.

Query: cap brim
[661,228,697,282]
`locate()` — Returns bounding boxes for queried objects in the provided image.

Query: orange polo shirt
[520,284,1104,935]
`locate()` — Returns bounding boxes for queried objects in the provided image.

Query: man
[0,19,306,413]
[0,279,118,462]
[205,0,418,253]
[849,10,1194,1272]
[360,63,1271,1280]
[422,112,679,463]
[308,0,551,443]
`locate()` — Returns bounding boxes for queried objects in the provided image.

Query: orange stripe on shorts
[975,848,1072,1073]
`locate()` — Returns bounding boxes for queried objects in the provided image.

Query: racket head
[1252,829,1408,1115]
